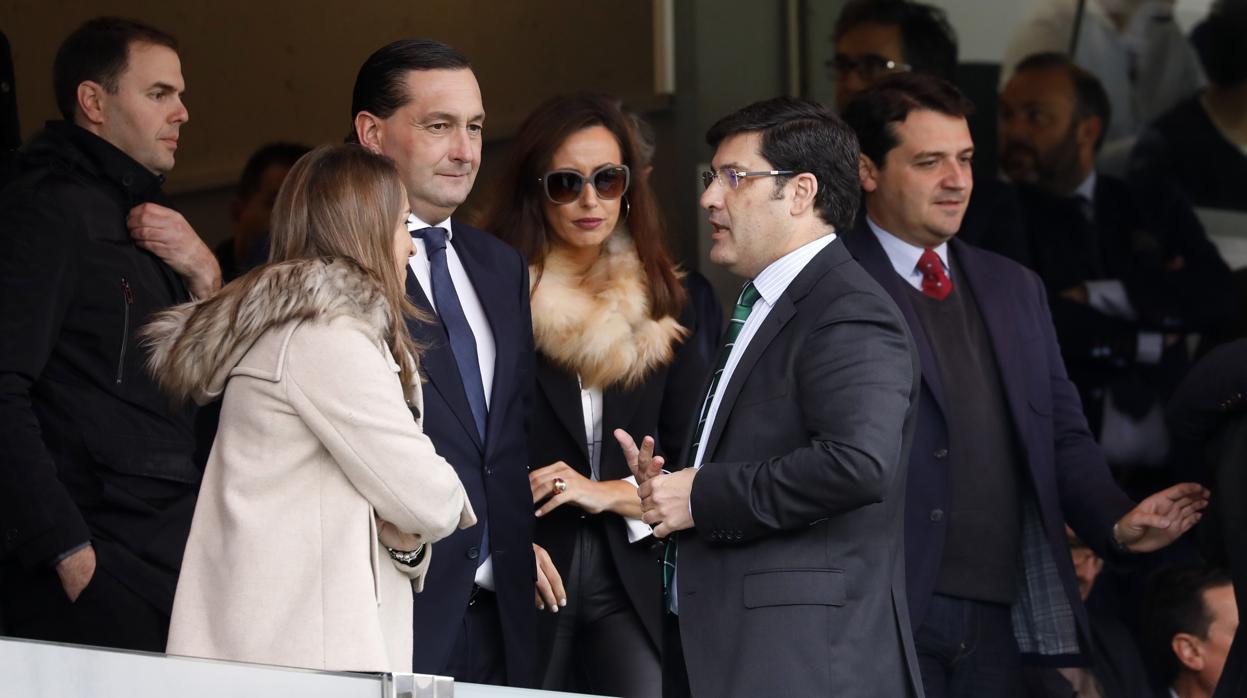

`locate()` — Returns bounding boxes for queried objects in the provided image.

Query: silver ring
[553,478,567,494]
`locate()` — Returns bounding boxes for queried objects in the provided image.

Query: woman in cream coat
[143,145,475,673]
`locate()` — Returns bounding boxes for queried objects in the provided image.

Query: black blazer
[675,238,924,697]
[529,287,708,653]
[844,221,1136,661]
[406,221,538,687]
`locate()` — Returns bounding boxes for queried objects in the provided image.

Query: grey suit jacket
[676,238,924,697]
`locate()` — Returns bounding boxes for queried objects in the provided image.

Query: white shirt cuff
[1137,332,1165,365]
[622,475,654,543]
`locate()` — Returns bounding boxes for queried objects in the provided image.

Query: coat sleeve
[282,317,476,545]
[0,193,92,567]
[690,290,917,542]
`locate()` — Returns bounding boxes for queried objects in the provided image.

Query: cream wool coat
[143,258,476,673]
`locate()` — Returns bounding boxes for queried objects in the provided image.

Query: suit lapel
[847,222,951,419]
[535,356,591,466]
[405,266,484,452]
[953,240,1031,438]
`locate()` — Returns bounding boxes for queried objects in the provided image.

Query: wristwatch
[387,543,426,567]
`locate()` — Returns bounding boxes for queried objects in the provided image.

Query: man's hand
[638,469,696,539]
[1114,482,1209,553]
[613,429,664,485]
[1059,285,1089,304]
[533,543,565,613]
[529,461,639,518]
[55,544,96,602]
[127,203,222,298]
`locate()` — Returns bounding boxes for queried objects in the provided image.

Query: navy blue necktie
[414,226,490,566]
[413,226,488,441]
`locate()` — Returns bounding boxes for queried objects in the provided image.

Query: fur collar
[141,258,394,404]
[531,233,686,390]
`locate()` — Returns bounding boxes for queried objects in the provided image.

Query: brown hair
[481,93,686,319]
[268,144,424,386]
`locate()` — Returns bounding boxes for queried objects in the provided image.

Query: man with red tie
[841,72,1210,698]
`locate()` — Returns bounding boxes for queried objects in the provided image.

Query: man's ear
[788,172,819,217]
[354,111,385,153]
[1076,115,1103,154]
[1173,632,1206,672]
[75,81,107,127]
[859,154,881,193]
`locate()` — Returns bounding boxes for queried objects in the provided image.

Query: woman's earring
[623,197,631,221]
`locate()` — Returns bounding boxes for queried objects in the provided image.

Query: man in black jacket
[0,17,220,651]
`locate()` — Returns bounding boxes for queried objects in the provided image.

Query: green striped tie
[664,282,762,609]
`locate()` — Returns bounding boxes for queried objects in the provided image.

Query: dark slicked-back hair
[705,97,860,233]
[1014,52,1112,151]
[1196,3,1247,87]
[53,16,178,121]
[483,93,686,319]
[833,0,959,82]
[347,38,471,143]
[842,72,975,168]
[236,142,312,199]
[1143,566,1233,687]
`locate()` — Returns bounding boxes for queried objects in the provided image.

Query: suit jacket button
[930,509,944,522]
[933,448,949,459]
[466,546,480,560]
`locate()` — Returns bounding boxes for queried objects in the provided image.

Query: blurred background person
[216,141,310,283]
[999,53,1232,494]
[482,93,709,697]
[1143,566,1239,698]
[145,144,475,673]
[1130,2,1247,213]
[830,0,1030,265]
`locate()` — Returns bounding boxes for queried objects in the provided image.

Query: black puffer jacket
[0,121,198,612]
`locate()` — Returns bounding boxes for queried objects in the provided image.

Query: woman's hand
[529,461,641,518]
[376,514,422,552]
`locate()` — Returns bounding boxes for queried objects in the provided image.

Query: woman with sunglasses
[482,93,709,697]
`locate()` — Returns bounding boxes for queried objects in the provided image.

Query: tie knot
[737,282,761,310]
[917,249,952,300]
[413,226,449,253]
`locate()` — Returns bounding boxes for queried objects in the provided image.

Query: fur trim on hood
[141,257,394,404]
[531,232,687,390]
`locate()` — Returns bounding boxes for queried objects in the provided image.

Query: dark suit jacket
[675,238,923,697]
[530,291,708,654]
[406,221,538,687]
[843,221,1136,662]
[1017,175,1233,436]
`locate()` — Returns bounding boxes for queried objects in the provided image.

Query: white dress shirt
[574,378,652,543]
[407,213,498,588]
[866,216,950,290]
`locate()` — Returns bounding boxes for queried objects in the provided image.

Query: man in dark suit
[620,97,924,697]
[351,39,554,688]
[998,53,1233,481]
[841,72,1209,697]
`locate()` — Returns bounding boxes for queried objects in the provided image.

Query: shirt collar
[750,233,837,306]
[407,213,454,239]
[1073,171,1097,202]
[866,215,950,279]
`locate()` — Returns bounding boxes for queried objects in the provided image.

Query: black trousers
[0,556,167,652]
[541,524,660,698]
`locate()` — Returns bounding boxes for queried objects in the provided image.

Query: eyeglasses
[539,164,630,205]
[701,167,795,191]
[826,53,913,82]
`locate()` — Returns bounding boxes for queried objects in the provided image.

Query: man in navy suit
[841,72,1209,698]
[351,39,558,688]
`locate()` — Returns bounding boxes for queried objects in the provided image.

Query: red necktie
[919,248,952,300]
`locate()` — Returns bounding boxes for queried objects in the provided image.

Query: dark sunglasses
[539,164,631,205]
[826,53,912,82]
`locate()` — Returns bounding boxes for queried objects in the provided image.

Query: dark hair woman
[482,93,710,697]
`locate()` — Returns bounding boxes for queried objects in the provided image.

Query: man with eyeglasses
[617,96,924,697]
[841,72,1208,698]
[350,39,551,688]
[830,0,1031,267]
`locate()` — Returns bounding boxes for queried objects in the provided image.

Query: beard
[1001,123,1085,195]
